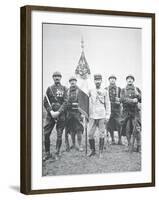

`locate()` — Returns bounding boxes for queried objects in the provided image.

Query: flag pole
[85,116,87,155]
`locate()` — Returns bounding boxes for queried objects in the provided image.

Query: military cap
[126,74,135,81]
[69,76,77,82]
[94,74,102,80]
[52,71,62,77]
[108,74,117,80]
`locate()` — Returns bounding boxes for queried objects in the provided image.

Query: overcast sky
[43,23,142,93]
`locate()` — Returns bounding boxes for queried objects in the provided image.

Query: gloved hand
[50,110,60,119]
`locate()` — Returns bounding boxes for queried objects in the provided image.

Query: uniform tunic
[44,84,67,115]
[88,87,111,139]
[107,85,121,132]
[89,88,110,120]
[43,83,67,152]
[120,84,141,136]
[66,86,84,134]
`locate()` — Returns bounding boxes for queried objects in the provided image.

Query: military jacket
[107,85,121,114]
[89,87,111,119]
[66,86,84,132]
[67,85,79,111]
[120,84,141,117]
[44,84,67,113]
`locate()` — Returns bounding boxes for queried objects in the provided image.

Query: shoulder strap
[97,90,105,105]
[67,88,70,97]
[116,87,119,97]
[123,88,126,96]
[45,94,51,107]
[76,87,79,97]
[49,86,54,96]
[68,87,79,99]
[49,86,57,101]
[134,87,140,96]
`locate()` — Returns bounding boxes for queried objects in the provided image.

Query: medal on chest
[127,89,135,98]
[56,89,64,97]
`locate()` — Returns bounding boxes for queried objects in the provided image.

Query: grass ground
[42,130,141,176]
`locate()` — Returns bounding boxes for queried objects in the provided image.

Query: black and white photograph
[20,6,155,194]
[42,23,142,176]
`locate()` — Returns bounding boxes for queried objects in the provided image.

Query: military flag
[75,38,91,154]
[75,38,90,119]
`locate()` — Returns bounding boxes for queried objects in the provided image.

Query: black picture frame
[20,5,155,195]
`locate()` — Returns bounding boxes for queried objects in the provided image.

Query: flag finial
[81,36,84,51]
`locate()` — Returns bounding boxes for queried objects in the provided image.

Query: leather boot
[65,130,70,152]
[110,131,115,145]
[99,138,104,158]
[70,132,76,149]
[136,145,141,153]
[118,128,123,145]
[118,134,122,145]
[88,139,96,157]
[77,132,83,151]
[43,151,51,161]
[55,139,62,160]
[44,136,51,161]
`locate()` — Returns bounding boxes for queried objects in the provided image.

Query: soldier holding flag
[65,76,84,152]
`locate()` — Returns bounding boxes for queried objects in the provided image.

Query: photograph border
[20,5,155,195]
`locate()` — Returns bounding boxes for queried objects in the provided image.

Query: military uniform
[88,74,111,157]
[43,83,67,157]
[106,84,122,144]
[65,84,84,151]
[120,76,141,151]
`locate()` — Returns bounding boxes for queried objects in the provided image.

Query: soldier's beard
[96,83,101,89]
[54,80,60,85]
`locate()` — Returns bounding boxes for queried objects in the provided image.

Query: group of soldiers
[43,71,141,161]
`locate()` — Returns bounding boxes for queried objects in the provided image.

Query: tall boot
[99,138,104,158]
[55,139,62,159]
[44,134,51,160]
[88,139,96,157]
[136,145,141,153]
[118,127,123,145]
[110,131,115,145]
[65,130,70,152]
[71,132,76,149]
[77,132,83,151]
[136,130,141,153]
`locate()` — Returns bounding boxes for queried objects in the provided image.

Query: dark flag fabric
[75,40,90,119]
[78,88,89,119]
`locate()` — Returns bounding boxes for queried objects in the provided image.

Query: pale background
[43,23,142,92]
[0,0,159,200]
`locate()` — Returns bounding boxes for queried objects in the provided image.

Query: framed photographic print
[20,5,155,194]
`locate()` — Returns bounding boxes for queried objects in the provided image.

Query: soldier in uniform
[43,71,68,160]
[88,74,111,158]
[106,75,122,145]
[120,75,141,152]
[65,76,84,152]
